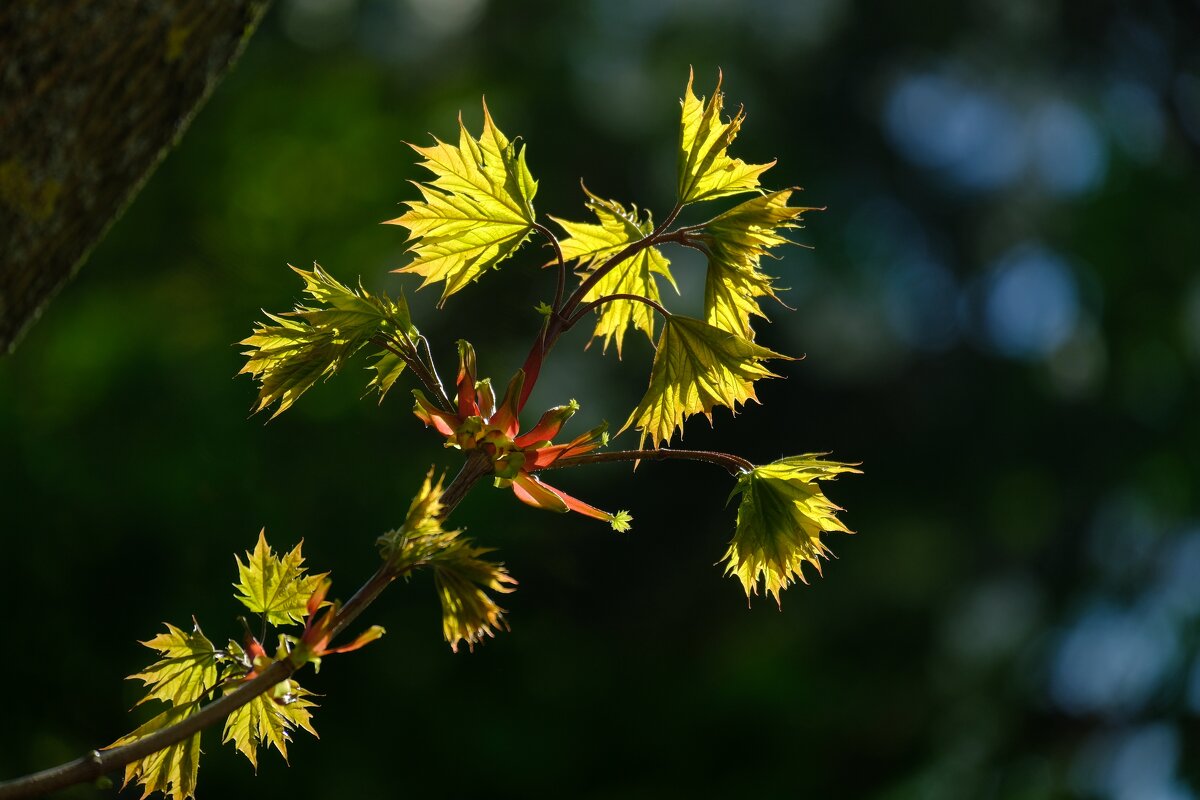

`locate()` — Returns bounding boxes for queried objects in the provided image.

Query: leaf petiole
[532,222,568,315]
[564,293,671,330]
[542,447,753,476]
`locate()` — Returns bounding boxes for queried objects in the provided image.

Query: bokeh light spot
[981,244,1079,360]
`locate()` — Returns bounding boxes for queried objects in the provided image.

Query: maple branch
[564,293,670,329]
[533,223,568,315]
[0,454,493,800]
[0,660,297,800]
[545,448,753,475]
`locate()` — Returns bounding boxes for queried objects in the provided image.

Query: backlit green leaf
[240,265,417,417]
[433,550,516,653]
[109,704,202,800]
[233,530,328,627]
[366,350,407,402]
[222,681,318,770]
[127,622,218,709]
[622,316,790,448]
[388,100,537,303]
[701,189,813,338]
[724,455,861,605]
[378,470,517,652]
[678,70,774,204]
[703,255,777,341]
[552,188,676,356]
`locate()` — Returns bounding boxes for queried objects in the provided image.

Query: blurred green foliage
[3,1,1200,797]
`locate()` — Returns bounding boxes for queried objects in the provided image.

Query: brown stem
[533,223,568,315]
[416,335,454,413]
[544,448,753,476]
[0,659,297,800]
[565,293,670,329]
[0,455,492,800]
[437,450,493,518]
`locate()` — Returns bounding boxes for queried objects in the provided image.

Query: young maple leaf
[621,316,791,448]
[108,704,202,800]
[233,530,328,627]
[552,187,677,357]
[366,350,407,402]
[378,469,518,652]
[677,69,775,205]
[126,622,219,709]
[433,546,517,652]
[724,455,861,605]
[387,100,538,304]
[240,264,417,417]
[221,681,319,771]
[700,188,815,339]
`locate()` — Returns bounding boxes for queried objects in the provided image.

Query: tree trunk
[0,0,271,353]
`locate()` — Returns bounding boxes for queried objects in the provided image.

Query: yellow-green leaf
[388,100,537,304]
[222,682,318,770]
[366,350,407,402]
[724,455,861,605]
[240,265,416,418]
[376,470,449,564]
[704,255,779,341]
[127,622,218,709]
[377,470,517,651]
[622,316,791,448]
[552,188,676,356]
[433,552,515,653]
[677,70,774,205]
[702,189,814,338]
[233,530,328,627]
[109,704,202,800]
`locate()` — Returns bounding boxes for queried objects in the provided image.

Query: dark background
[3,1,1200,797]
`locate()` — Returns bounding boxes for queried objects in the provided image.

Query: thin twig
[533,223,568,315]
[565,293,670,329]
[373,335,453,414]
[544,448,753,476]
[417,335,453,412]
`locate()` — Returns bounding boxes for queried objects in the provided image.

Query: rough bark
[0,0,271,353]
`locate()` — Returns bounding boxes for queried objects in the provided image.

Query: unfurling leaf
[724,455,861,605]
[622,316,791,448]
[127,622,219,709]
[222,682,318,770]
[552,188,676,356]
[378,470,517,651]
[234,530,328,627]
[677,70,774,205]
[433,551,517,653]
[240,265,418,417]
[109,704,202,800]
[388,100,537,303]
[376,470,449,564]
[366,350,407,402]
[701,189,814,338]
